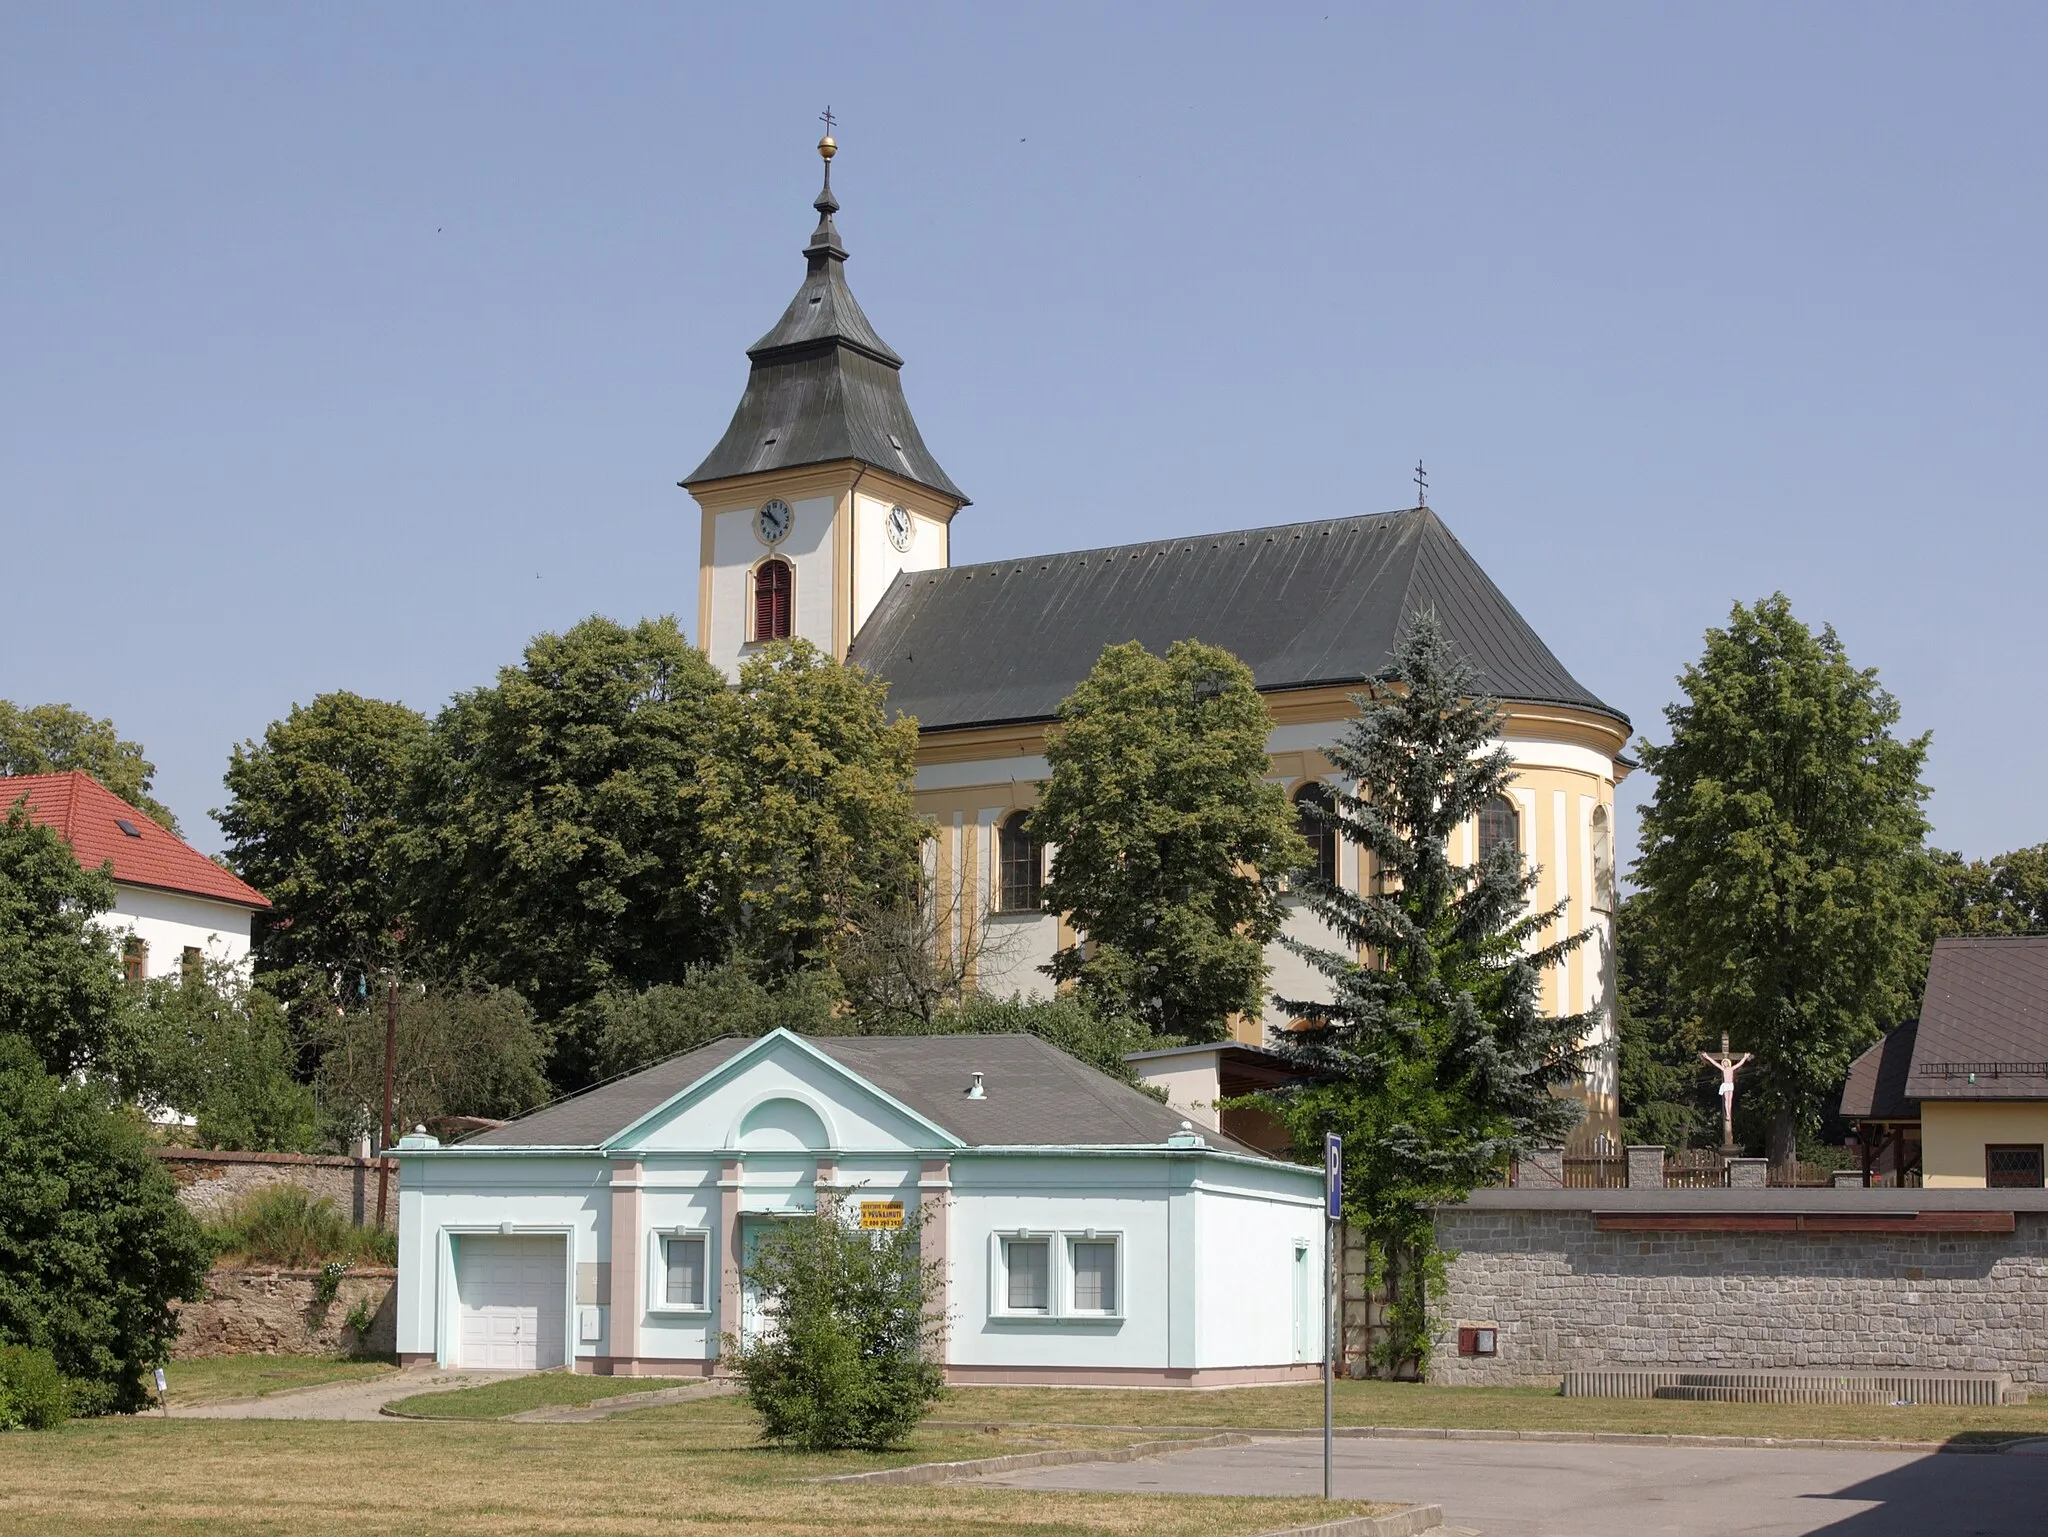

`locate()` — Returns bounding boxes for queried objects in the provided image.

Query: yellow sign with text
[859,1200,905,1231]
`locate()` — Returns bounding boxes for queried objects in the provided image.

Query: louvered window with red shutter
[754,559,792,641]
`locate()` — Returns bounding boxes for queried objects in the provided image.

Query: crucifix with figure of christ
[1700,1031,1752,1154]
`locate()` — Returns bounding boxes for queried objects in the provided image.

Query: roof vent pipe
[966,1072,986,1100]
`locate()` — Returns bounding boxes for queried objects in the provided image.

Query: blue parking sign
[1324,1132,1342,1219]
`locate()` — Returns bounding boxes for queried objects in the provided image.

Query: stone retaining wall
[152,1148,400,1228]
[171,1267,398,1358]
[1432,1193,2048,1388]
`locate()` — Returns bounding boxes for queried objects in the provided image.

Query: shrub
[0,1344,70,1431]
[342,1295,377,1343]
[0,1037,211,1415]
[723,1197,944,1450]
[204,1184,396,1269]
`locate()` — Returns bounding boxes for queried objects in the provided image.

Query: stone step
[1563,1368,2023,1406]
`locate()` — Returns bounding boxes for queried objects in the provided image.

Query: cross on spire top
[1414,461,1429,509]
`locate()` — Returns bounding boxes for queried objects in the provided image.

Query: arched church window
[1590,804,1614,912]
[1478,795,1520,864]
[997,811,1043,913]
[753,558,792,641]
[1294,783,1339,886]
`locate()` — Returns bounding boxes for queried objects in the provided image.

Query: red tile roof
[0,772,269,910]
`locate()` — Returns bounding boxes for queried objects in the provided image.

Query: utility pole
[376,974,397,1229]
[1323,1132,1342,1500]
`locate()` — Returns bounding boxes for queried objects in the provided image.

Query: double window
[1986,1145,2045,1189]
[122,935,148,986]
[995,1231,1121,1318]
[997,811,1043,913]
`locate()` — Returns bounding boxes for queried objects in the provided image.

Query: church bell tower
[681,128,969,677]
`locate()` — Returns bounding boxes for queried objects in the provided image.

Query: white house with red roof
[2,771,269,980]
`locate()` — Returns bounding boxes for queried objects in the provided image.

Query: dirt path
[507,1381,742,1422]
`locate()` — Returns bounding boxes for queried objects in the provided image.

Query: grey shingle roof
[845,507,1626,734]
[1837,1019,1920,1120]
[461,1032,1269,1156]
[682,170,966,504]
[1905,936,2048,1101]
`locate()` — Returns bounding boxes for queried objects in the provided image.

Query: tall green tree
[0,700,180,834]
[1931,843,2048,937]
[215,691,431,1005]
[1632,595,1932,1163]
[694,639,923,974]
[407,615,728,1046]
[1612,895,1713,1148]
[1262,612,1589,1374]
[1031,640,1306,1040]
[0,805,128,1079]
[313,985,553,1141]
[124,963,317,1153]
[0,1036,211,1416]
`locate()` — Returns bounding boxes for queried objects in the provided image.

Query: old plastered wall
[152,1149,401,1229]
[1431,1201,2048,1387]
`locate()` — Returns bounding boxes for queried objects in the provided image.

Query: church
[680,135,1631,1140]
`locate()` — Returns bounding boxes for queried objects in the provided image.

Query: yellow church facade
[682,139,1629,1137]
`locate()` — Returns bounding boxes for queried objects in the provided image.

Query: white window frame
[1064,1230,1123,1319]
[646,1227,713,1316]
[987,1229,1126,1322]
[990,1231,1055,1317]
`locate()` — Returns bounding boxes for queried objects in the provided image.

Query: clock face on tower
[886,504,913,552]
[755,499,792,545]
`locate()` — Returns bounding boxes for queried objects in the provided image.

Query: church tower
[682,130,968,677]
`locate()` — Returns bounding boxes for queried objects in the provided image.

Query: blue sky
[5,3,2043,865]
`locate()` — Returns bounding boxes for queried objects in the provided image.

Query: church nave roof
[846,506,1627,735]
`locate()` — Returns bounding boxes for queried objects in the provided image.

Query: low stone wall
[1432,1188,2048,1388]
[152,1148,400,1229]
[171,1267,398,1358]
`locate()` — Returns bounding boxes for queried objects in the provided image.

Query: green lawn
[923,1378,2048,1448]
[0,1400,1392,1536]
[386,1372,706,1419]
[156,1355,397,1407]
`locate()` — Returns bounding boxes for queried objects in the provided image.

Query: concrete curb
[1250,1504,1443,1537]
[811,1432,1253,1486]
[925,1418,2036,1455]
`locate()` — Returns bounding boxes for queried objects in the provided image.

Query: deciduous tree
[0,804,128,1079]
[0,701,180,834]
[215,691,430,1006]
[1632,595,1932,1163]
[694,639,923,974]
[0,1036,211,1416]
[407,616,728,1060]
[1032,640,1305,1040]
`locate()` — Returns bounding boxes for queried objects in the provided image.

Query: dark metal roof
[682,163,966,503]
[1837,1019,1920,1121]
[1905,936,2048,1101]
[847,507,1627,734]
[462,1032,1269,1156]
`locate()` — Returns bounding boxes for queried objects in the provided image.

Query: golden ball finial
[818,133,837,162]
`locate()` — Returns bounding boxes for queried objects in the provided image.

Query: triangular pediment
[606,1029,963,1156]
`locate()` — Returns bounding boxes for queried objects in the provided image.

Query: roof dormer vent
[965,1071,986,1100]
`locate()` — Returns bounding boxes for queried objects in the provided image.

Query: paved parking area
[980,1435,2048,1535]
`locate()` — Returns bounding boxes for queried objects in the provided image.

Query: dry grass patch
[155,1355,396,1407]
[0,1399,1393,1537]
[933,1379,2048,1447]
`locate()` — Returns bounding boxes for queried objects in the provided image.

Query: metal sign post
[1323,1132,1342,1500]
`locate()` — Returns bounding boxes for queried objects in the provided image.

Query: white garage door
[456,1234,566,1370]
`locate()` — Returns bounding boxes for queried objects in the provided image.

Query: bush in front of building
[0,1344,70,1431]
[724,1197,944,1450]
[0,1035,210,1416]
